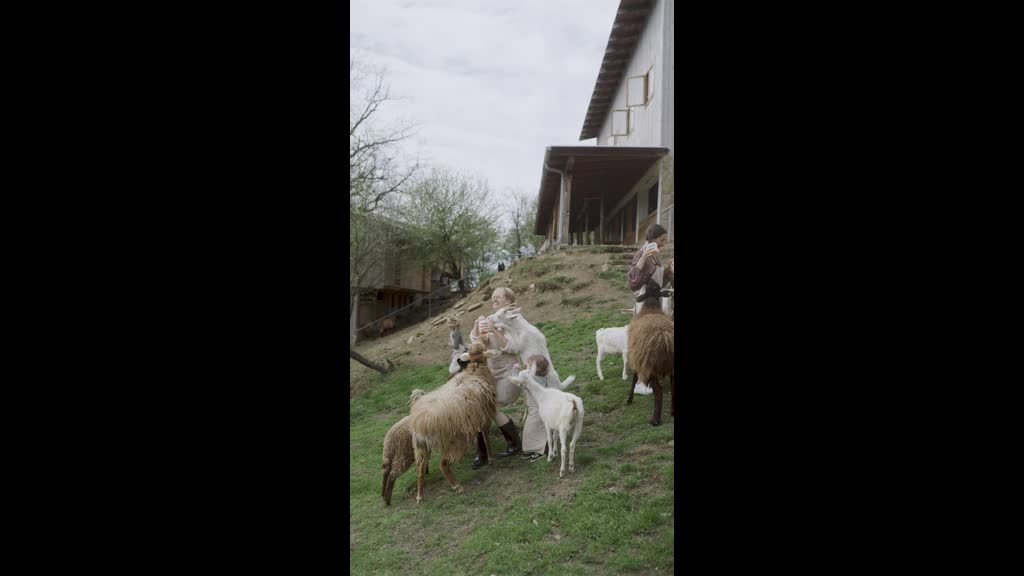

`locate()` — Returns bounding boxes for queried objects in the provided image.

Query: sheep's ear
[484,349,501,358]
[459,352,470,362]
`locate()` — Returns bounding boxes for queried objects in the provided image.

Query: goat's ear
[459,352,470,362]
[484,349,501,358]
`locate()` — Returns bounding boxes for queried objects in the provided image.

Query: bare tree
[502,189,545,259]
[350,58,418,213]
[349,57,418,372]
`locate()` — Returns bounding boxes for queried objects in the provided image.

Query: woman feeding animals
[628,223,674,301]
[627,223,674,395]
[468,286,536,466]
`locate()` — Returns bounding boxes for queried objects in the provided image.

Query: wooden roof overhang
[534,146,669,235]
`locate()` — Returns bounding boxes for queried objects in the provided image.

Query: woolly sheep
[409,342,500,503]
[381,389,427,507]
[627,278,675,426]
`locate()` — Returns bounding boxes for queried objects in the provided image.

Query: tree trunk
[350,349,393,374]
[451,263,466,297]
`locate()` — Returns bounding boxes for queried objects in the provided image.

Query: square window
[627,74,648,107]
[612,109,629,136]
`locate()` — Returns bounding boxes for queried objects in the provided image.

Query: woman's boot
[497,422,521,458]
[471,432,489,469]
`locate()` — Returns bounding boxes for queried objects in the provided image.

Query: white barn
[535,0,674,249]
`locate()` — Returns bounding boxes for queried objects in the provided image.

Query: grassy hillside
[350,247,675,575]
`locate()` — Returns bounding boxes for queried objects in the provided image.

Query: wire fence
[354,277,468,333]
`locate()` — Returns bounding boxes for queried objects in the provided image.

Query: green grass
[350,298,675,575]
[535,279,563,292]
[560,295,588,307]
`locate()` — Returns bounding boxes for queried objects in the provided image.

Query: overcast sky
[350,0,620,221]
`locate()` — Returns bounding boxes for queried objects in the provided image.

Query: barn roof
[579,0,656,141]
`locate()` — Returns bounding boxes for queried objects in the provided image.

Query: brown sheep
[381,389,427,507]
[627,278,675,426]
[408,342,499,503]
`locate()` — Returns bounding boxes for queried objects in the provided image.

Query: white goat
[510,361,584,478]
[485,306,575,389]
[595,325,629,381]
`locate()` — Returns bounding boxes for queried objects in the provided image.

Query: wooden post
[656,158,663,225]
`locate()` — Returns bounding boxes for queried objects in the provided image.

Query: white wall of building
[661,0,673,154]
[597,0,666,147]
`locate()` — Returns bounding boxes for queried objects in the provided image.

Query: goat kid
[510,362,584,478]
[595,325,629,381]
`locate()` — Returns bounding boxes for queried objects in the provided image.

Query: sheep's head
[635,278,673,314]
[409,389,426,406]
[458,341,500,365]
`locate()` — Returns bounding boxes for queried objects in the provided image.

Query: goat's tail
[557,398,576,432]
[556,374,576,390]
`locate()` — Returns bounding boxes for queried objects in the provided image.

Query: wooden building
[350,214,456,341]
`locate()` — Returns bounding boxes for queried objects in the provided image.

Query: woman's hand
[638,243,658,267]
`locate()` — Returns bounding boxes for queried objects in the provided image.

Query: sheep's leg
[627,371,638,404]
[384,473,397,507]
[596,347,604,380]
[382,464,391,499]
[622,351,628,380]
[416,457,427,504]
[650,376,662,426]
[670,373,675,417]
[558,426,569,478]
[475,431,489,466]
[439,458,463,494]
[545,425,555,462]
